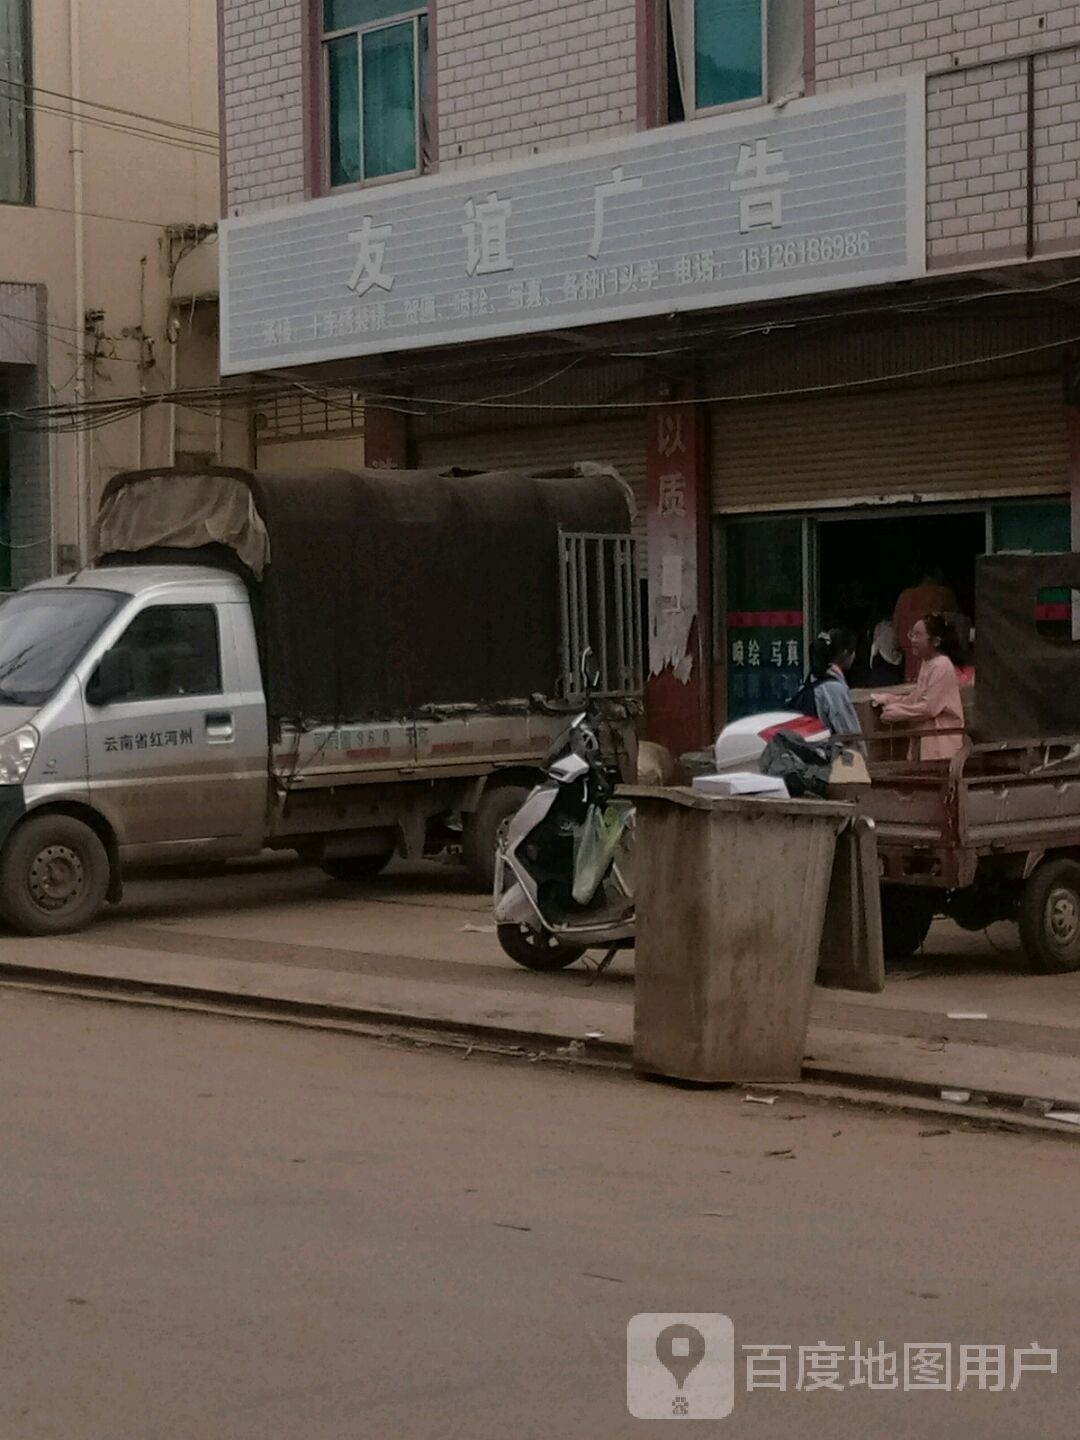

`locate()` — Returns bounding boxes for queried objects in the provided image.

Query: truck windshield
[0,588,125,706]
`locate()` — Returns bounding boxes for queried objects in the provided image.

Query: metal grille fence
[558,531,642,701]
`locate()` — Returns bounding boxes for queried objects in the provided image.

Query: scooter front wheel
[497,923,586,971]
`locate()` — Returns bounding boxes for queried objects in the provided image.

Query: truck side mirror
[87,648,134,707]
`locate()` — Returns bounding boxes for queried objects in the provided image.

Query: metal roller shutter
[712,376,1069,514]
[417,421,648,573]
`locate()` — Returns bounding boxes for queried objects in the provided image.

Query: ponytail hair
[808,628,857,680]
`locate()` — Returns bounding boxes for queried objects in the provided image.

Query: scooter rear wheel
[497,923,586,971]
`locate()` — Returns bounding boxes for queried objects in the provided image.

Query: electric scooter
[493,710,635,974]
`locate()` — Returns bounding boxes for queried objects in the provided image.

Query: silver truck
[0,465,640,935]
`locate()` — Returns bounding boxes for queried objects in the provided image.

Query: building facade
[218,0,1080,752]
[0,0,232,586]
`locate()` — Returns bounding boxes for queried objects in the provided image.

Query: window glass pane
[362,21,417,179]
[0,589,122,706]
[116,606,222,701]
[0,0,31,205]
[694,0,763,109]
[327,34,361,187]
[324,0,418,32]
[722,517,804,718]
[992,501,1070,555]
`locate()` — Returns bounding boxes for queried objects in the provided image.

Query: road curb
[1,961,1076,1140]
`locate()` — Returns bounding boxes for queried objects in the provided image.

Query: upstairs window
[323,0,429,188]
[666,0,766,121]
[0,0,32,205]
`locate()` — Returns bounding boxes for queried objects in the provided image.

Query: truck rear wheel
[880,886,935,966]
[0,814,110,936]
[321,852,395,883]
[1020,859,1080,973]
[463,783,532,891]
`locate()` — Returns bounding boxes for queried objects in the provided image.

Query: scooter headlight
[0,724,39,784]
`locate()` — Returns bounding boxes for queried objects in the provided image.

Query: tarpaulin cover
[975,553,1080,741]
[94,470,271,578]
[96,464,632,726]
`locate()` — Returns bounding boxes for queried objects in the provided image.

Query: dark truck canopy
[94,464,633,726]
[975,552,1080,742]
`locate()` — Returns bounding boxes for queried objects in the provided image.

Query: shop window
[721,516,805,719]
[324,0,429,187]
[0,0,32,206]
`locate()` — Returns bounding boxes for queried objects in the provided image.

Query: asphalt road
[0,988,1075,1440]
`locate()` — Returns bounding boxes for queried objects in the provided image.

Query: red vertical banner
[645,400,710,759]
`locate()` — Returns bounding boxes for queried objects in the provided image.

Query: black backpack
[788,675,822,721]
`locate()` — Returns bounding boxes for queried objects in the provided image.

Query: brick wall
[436,0,637,169]
[815,1,1080,266]
[221,0,305,215]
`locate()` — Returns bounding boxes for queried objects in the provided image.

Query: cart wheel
[1020,859,1080,974]
[497,923,585,971]
[880,886,935,966]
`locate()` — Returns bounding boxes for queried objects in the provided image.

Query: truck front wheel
[0,814,110,936]
[463,783,532,891]
[1020,859,1080,973]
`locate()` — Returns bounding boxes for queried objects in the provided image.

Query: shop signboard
[220,77,925,375]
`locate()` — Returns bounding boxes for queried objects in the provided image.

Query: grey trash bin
[624,787,852,1084]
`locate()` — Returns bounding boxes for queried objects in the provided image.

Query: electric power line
[12,78,218,139]
[13,91,219,158]
[5,329,1080,438]
[11,196,218,232]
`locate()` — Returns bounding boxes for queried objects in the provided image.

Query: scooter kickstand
[586,947,619,986]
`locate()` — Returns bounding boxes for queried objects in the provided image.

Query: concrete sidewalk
[2,860,1079,1119]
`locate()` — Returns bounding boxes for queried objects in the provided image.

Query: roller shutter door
[418,421,648,572]
[712,376,1069,514]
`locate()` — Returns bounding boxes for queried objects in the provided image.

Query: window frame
[0,0,34,208]
[321,4,427,193]
[115,603,223,703]
[672,0,769,123]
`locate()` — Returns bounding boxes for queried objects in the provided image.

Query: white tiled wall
[815,0,1080,263]
[221,0,305,215]
[435,0,637,169]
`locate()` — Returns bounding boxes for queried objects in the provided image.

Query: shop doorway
[719,500,1070,720]
[816,510,985,684]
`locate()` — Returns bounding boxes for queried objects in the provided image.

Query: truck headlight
[0,725,39,784]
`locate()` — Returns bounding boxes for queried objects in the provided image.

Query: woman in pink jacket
[873,615,965,762]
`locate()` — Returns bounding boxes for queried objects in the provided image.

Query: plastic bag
[760,730,834,799]
[573,800,634,905]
